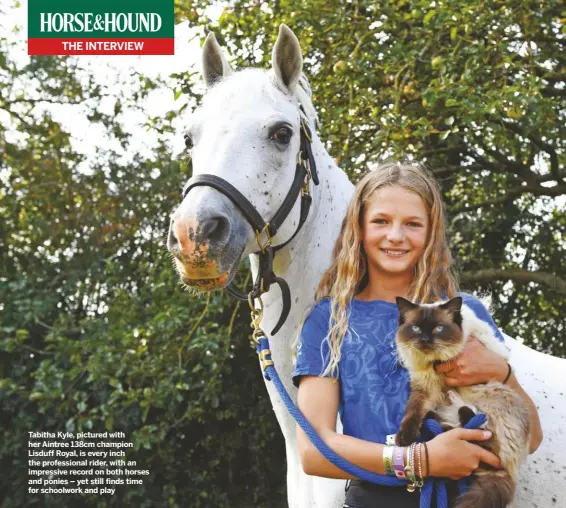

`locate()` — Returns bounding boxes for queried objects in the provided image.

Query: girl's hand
[434,337,508,387]
[426,428,501,480]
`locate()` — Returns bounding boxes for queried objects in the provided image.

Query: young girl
[293,161,543,507]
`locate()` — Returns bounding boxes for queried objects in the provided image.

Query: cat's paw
[425,410,441,422]
[396,421,421,446]
[458,406,476,427]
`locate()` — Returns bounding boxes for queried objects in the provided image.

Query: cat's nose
[420,335,434,344]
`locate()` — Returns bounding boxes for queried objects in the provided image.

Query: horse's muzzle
[167,211,239,290]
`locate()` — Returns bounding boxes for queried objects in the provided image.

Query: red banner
[28,38,174,55]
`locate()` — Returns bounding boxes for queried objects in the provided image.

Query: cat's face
[395,296,465,367]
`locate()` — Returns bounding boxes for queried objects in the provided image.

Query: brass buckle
[251,328,265,345]
[259,349,274,371]
[248,295,273,371]
[301,119,312,142]
[249,295,265,344]
[255,224,272,253]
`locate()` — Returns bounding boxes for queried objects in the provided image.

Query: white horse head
[168,25,318,292]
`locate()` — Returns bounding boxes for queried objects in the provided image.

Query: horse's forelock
[200,68,318,128]
[201,69,265,104]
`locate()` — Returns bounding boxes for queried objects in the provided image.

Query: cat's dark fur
[395,296,531,508]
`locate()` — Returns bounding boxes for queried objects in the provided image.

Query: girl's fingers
[443,376,460,387]
[456,428,493,441]
[477,448,502,469]
[434,359,457,373]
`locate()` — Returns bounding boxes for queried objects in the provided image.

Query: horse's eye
[271,126,292,145]
[184,133,193,150]
[435,326,444,333]
[411,325,421,334]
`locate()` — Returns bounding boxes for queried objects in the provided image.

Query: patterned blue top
[292,294,505,444]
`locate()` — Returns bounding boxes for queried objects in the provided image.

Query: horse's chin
[177,253,243,292]
[181,273,231,291]
[173,240,247,292]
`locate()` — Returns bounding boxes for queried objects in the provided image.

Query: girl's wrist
[424,439,436,477]
[423,441,430,478]
[494,360,511,383]
[485,358,509,383]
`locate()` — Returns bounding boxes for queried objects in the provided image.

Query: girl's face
[361,185,429,281]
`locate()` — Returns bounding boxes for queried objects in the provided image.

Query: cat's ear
[440,296,463,315]
[396,297,418,315]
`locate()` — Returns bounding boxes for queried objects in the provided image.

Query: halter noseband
[181,110,319,335]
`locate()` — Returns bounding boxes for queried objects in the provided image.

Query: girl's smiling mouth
[380,248,409,257]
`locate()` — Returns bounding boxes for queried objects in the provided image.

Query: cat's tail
[453,471,515,508]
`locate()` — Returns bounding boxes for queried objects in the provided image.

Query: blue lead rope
[419,414,487,508]
[256,336,487,508]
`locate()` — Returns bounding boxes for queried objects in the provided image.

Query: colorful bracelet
[392,445,406,479]
[405,442,425,492]
[383,445,395,476]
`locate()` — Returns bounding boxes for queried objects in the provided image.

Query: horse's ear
[202,32,233,87]
[271,24,303,92]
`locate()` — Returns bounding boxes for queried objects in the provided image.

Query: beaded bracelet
[415,443,424,489]
[405,443,416,492]
[405,442,425,492]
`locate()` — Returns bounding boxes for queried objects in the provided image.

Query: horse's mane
[295,74,319,128]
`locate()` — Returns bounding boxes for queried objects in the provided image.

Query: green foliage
[0,29,284,508]
[1,1,565,507]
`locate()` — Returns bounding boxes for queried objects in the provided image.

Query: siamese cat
[395,296,531,508]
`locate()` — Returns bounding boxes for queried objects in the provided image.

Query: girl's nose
[386,224,404,242]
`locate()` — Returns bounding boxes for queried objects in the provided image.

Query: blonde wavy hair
[311,160,458,378]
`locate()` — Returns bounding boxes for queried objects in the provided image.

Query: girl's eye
[407,222,423,227]
[434,326,444,333]
[411,325,421,333]
[271,126,292,144]
[372,219,387,224]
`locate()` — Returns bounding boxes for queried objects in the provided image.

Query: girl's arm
[435,337,543,453]
[505,372,544,453]
[297,375,501,479]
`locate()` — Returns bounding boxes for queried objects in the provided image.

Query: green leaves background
[1,0,565,506]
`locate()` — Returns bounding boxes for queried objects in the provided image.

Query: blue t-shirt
[292,294,505,445]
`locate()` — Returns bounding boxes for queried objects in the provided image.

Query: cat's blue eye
[435,326,444,333]
[411,325,421,333]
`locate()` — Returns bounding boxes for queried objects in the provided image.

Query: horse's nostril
[168,214,231,259]
[199,217,228,242]
[167,226,179,254]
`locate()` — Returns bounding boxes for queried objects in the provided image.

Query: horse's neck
[249,132,353,395]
